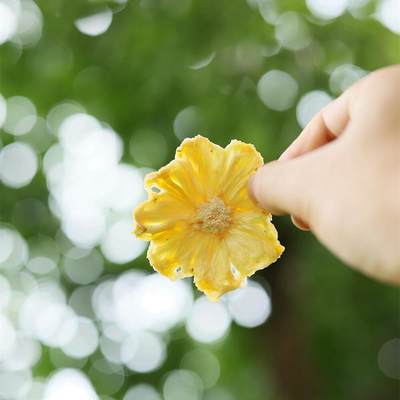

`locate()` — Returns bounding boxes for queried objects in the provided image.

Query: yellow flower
[133,135,284,300]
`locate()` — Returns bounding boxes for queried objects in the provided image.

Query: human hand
[250,65,400,285]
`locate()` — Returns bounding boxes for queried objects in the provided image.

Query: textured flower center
[195,197,232,233]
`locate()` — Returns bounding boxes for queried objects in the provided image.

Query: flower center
[195,197,232,234]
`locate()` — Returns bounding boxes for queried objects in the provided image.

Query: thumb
[249,148,333,224]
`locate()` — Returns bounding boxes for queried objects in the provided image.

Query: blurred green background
[0,0,399,399]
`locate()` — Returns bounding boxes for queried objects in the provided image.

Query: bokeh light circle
[3,96,37,135]
[296,90,332,128]
[75,9,113,36]
[181,348,220,389]
[0,315,16,362]
[376,0,400,35]
[34,302,78,348]
[121,331,166,373]
[275,12,311,51]
[329,64,367,94]
[173,106,203,140]
[15,0,43,47]
[46,101,86,134]
[64,248,104,285]
[99,335,122,364]
[257,70,298,111]
[101,219,146,264]
[306,0,349,20]
[0,0,19,45]
[377,338,400,380]
[227,281,272,328]
[69,285,96,319]
[0,142,38,188]
[2,333,41,371]
[88,358,125,395]
[123,384,162,400]
[186,296,231,343]
[44,369,98,400]
[204,387,235,400]
[113,272,193,334]
[163,369,203,400]
[0,275,11,309]
[0,94,7,128]
[0,227,29,270]
[0,229,14,264]
[0,369,32,399]
[61,317,99,359]
[129,130,168,167]
[106,164,144,212]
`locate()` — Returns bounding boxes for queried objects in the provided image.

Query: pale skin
[250,65,400,285]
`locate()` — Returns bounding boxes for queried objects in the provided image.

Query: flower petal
[134,192,196,240]
[176,135,228,199]
[193,236,245,300]
[220,140,264,205]
[225,211,284,276]
[147,227,200,279]
[148,228,243,300]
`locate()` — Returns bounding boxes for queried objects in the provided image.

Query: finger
[249,145,334,222]
[279,79,364,161]
[279,111,337,160]
[291,215,310,231]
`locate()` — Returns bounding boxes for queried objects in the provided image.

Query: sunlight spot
[121,331,166,373]
[0,315,16,362]
[75,9,113,36]
[44,369,98,400]
[181,349,220,389]
[163,370,203,400]
[101,219,146,264]
[15,0,43,47]
[329,64,367,94]
[3,96,37,136]
[257,70,298,111]
[189,51,216,70]
[2,334,41,371]
[173,106,203,140]
[275,12,311,51]
[296,90,332,128]
[124,384,161,400]
[306,0,349,20]
[0,229,14,264]
[186,296,231,343]
[0,94,6,128]
[63,248,104,285]
[227,281,272,328]
[0,370,32,399]
[378,338,400,379]
[376,0,400,35]
[47,101,86,134]
[61,317,99,359]
[0,142,37,188]
[0,0,19,45]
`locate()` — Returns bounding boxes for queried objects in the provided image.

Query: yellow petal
[220,140,264,206]
[175,135,228,200]
[134,192,195,240]
[147,227,200,279]
[225,211,284,276]
[193,235,244,300]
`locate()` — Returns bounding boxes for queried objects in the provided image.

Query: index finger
[279,78,364,161]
